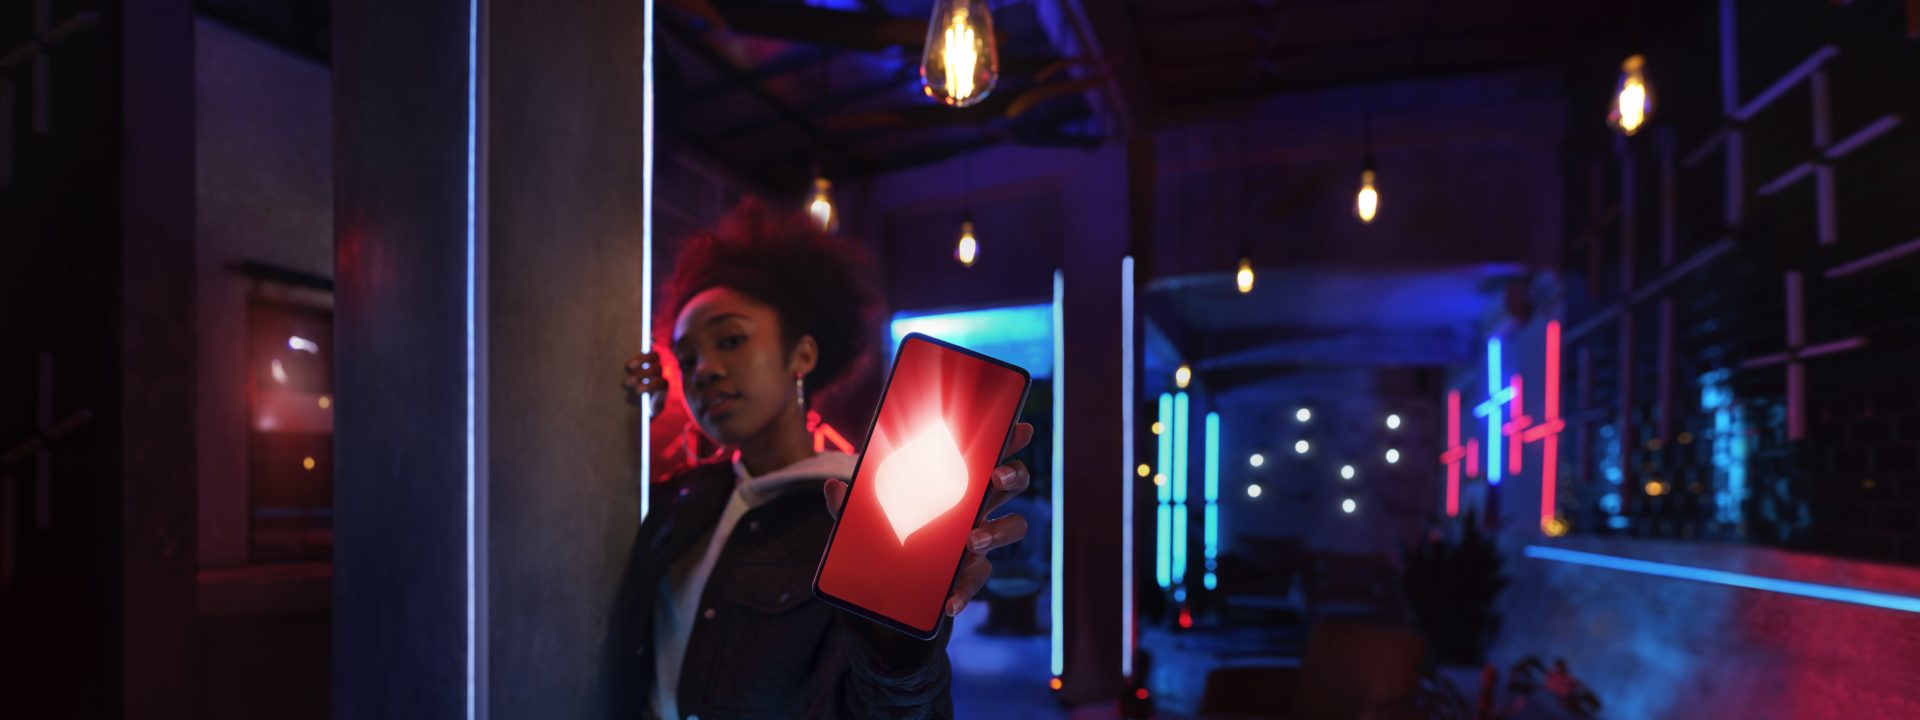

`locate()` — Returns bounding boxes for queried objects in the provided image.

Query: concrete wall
[194,16,335,569]
[482,0,651,714]
[332,0,473,712]
[1216,367,1443,558]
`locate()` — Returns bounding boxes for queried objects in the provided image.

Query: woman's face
[671,287,815,445]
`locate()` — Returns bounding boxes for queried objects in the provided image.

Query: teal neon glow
[1173,392,1190,585]
[1155,505,1171,590]
[1203,412,1219,590]
[1155,393,1173,589]
[1524,546,1920,613]
[1049,270,1064,677]
[890,304,1054,378]
[1473,337,1514,485]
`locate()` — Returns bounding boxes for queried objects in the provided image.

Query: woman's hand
[822,422,1034,618]
[623,351,669,417]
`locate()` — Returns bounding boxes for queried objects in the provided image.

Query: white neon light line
[1524,546,1920,614]
[1050,269,1064,678]
[465,0,480,715]
[1120,255,1135,680]
[639,0,655,523]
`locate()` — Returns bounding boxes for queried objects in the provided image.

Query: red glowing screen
[814,335,1029,636]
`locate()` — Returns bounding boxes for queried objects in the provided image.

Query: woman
[612,199,1033,719]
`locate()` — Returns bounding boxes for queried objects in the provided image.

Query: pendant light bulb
[1354,164,1379,224]
[1608,53,1654,136]
[1236,256,1254,294]
[1175,363,1192,389]
[808,175,836,232]
[920,0,999,108]
[955,219,978,267]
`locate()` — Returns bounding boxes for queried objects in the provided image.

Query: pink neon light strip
[1521,321,1565,530]
[1440,390,1463,517]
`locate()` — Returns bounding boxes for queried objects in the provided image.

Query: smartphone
[812,333,1032,640]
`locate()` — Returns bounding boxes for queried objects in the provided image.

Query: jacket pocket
[695,565,834,715]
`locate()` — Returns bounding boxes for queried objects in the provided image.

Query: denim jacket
[608,462,954,719]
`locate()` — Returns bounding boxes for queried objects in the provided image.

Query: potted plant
[1399,510,1508,667]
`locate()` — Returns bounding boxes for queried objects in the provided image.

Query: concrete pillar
[1058,145,1135,704]
[334,0,649,716]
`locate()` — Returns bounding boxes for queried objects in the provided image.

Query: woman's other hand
[623,351,669,417]
[821,422,1034,618]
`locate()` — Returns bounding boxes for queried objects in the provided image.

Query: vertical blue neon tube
[1172,392,1189,585]
[1120,257,1136,680]
[1204,412,1219,590]
[1155,393,1172,589]
[465,0,483,714]
[1049,270,1064,678]
[1484,337,1503,485]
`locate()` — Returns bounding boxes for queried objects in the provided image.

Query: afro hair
[659,197,885,398]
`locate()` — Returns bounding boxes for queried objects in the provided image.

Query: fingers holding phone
[623,351,668,417]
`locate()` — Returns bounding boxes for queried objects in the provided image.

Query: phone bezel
[810,332,1033,641]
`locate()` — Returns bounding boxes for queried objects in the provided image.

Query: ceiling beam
[1058,0,1152,137]
[682,45,832,104]
[708,68,918,142]
[660,14,869,174]
[708,0,928,51]
[1147,21,1568,68]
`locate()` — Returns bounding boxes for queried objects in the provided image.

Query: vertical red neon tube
[1525,320,1564,531]
[1541,320,1561,530]
[1444,390,1462,517]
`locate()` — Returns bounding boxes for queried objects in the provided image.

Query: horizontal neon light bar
[1524,546,1920,614]
[891,304,1054,377]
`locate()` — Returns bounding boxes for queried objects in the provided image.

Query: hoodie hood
[731,450,857,508]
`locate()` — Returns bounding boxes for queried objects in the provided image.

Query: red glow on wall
[1177,606,1193,629]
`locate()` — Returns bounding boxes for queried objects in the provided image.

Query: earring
[795,373,806,408]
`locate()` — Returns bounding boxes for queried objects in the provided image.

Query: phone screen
[813,334,1031,638]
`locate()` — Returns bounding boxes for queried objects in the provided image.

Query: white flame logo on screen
[874,419,969,545]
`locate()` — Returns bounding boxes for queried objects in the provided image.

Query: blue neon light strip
[639,0,656,523]
[1050,270,1064,677]
[1155,393,1172,589]
[1524,546,1920,614]
[1120,256,1135,680]
[1157,394,1172,503]
[1172,392,1189,585]
[465,0,481,714]
[1204,412,1219,590]
[1473,337,1511,485]
[1173,393,1190,504]
[1155,505,1171,590]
